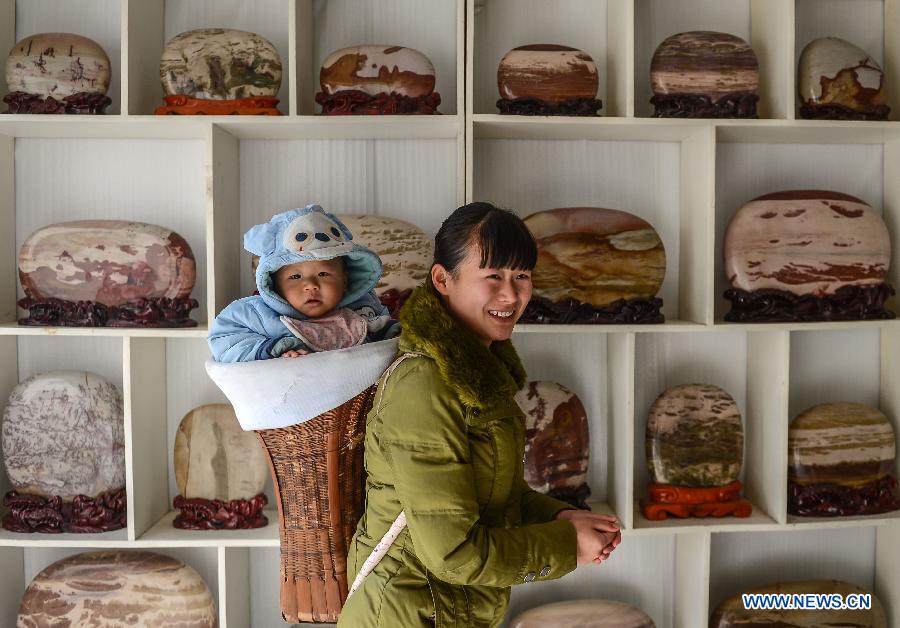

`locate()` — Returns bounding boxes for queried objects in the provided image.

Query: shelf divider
[0,133,14,324]
[290,0,315,116]
[679,126,716,325]
[674,530,710,628]
[886,0,900,117]
[875,524,900,626]
[607,0,634,117]
[123,336,169,541]
[206,124,241,321]
[750,0,795,120]
[0,0,13,104]
[608,331,635,529]
[219,547,251,627]
[122,0,165,116]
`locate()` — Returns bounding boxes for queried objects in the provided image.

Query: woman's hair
[433,202,537,275]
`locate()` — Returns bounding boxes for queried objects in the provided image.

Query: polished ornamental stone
[509,599,656,628]
[646,384,743,487]
[4,32,111,113]
[521,207,665,324]
[160,28,282,100]
[18,220,198,327]
[723,190,894,322]
[2,371,124,499]
[710,580,887,627]
[17,551,217,627]
[515,381,590,509]
[496,45,601,115]
[799,37,889,120]
[316,45,440,114]
[650,31,759,118]
[788,402,899,516]
[175,404,268,501]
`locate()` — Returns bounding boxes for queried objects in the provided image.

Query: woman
[339,202,622,627]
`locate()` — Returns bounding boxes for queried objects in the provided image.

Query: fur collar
[398,279,527,410]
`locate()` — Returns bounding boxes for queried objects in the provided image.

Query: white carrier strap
[347,351,419,600]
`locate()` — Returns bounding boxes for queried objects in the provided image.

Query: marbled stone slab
[2,371,124,499]
[510,599,656,628]
[711,580,887,627]
[497,45,598,104]
[319,45,436,98]
[789,402,896,488]
[19,220,197,306]
[336,214,432,297]
[799,37,888,119]
[524,207,666,307]
[651,31,759,100]
[6,32,110,98]
[515,381,590,507]
[646,384,743,487]
[160,28,282,99]
[175,404,268,501]
[724,190,890,296]
[18,551,216,627]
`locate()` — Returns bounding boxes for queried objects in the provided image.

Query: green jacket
[338,281,578,628]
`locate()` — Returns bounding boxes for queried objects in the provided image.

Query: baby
[209,205,399,362]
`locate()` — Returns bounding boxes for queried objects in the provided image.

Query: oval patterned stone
[336,214,432,297]
[510,600,656,628]
[646,384,743,487]
[2,371,124,499]
[799,37,887,117]
[6,32,111,98]
[524,207,666,307]
[515,381,589,501]
[651,31,759,99]
[497,45,598,104]
[18,551,216,627]
[319,45,436,98]
[19,220,196,306]
[174,404,268,501]
[711,580,887,627]
[160,28,282,99]
[789,402,896,488]
[724,191,890,296]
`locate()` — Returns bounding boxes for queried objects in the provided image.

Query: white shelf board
[0,527,129,548]
[631,502,780,536]
[473,114,709,141]
[513,320,704,334]
[0,115,462,141]
[785,510,900,531]
[0,322,209,338]
[137,511,280,547]
[712,319,900,332]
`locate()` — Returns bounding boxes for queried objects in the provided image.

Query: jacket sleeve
[518,479,576,525]
[378,360,577,588]
[207,298,284,362]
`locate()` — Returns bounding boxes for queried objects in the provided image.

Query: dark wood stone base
[496,96,603,116]
[651,91,758,118]
[2,488,127,533]
[640,481,753,520]
[155,94,281,115]
[549,483,592,511]
[379,288,413,319]
[520,295,664,324]
[18,296,199,327]
[799,102,891,121]
[315,89,441,114]
[172,494,269,530]
[3,90,112,114]
[723,283,895,323]
[788,475,900,517]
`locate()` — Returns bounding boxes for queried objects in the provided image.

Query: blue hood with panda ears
[243,205,383,318]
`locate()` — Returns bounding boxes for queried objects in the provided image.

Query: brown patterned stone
[510,599,656,627]
[515,381,590,509]
[17,551,216,627]
[319,45,436,99]
[711,580,887,627]
[497,45,601,115]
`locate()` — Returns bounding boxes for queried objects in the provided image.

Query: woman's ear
[431,264,451,296]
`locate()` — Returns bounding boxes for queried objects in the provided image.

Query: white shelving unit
[1,0,899,626]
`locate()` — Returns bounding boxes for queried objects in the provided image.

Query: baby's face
[274,258,347,318]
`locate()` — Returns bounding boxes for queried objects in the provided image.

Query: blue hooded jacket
[208,205,399,362]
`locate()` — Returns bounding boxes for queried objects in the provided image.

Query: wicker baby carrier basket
[206,338,400,623]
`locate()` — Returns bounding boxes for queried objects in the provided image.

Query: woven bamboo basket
[255,385,377,623]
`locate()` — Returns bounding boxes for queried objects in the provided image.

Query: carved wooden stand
[2,488,127,533]
[172,494,269,530]
[640,481,753,520]
[155,95,281,115]
[496,96,603,116]
[315,89,441,114]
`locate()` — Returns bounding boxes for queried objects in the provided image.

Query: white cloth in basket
[205,338,400,431]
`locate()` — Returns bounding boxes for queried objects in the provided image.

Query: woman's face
[431,247,533,346]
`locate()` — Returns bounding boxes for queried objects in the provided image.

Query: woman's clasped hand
[555,509,622,565]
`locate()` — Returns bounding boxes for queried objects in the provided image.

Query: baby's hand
[281,349,310,358]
